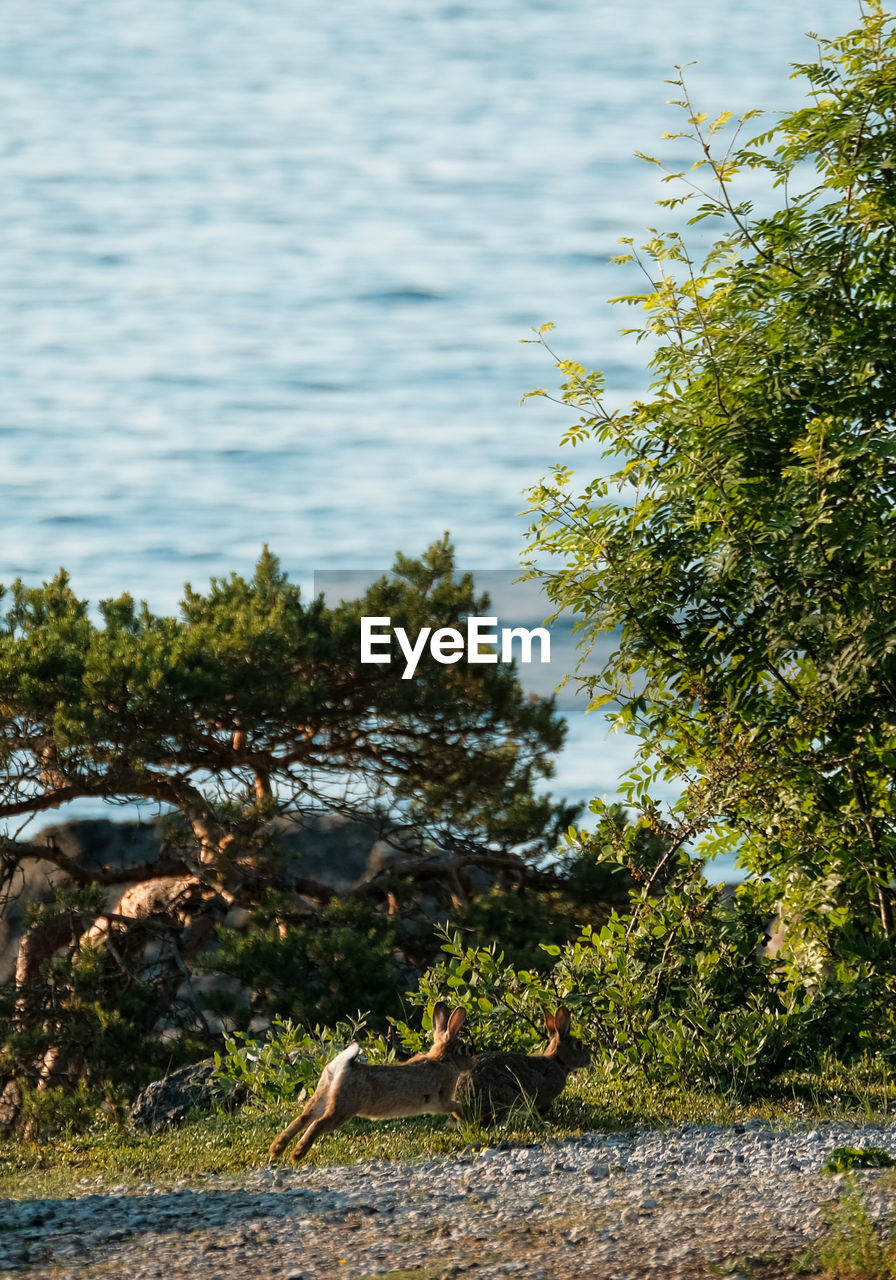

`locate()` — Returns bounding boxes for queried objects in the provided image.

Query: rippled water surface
[0,0,857,849]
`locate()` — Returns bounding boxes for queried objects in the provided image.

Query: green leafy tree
[525,4,896,961]
[0,537,575,1121]
[204,896,402,1030]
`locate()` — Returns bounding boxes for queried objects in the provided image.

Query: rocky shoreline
[2,1119,894,1279]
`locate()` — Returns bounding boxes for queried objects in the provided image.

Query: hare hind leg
[269,1110,312,1160]
[269,1088,329,1159]
[290,1102,352,1163]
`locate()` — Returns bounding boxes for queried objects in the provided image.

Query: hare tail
[328,1043,361,1087]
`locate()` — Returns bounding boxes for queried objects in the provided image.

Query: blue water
[0,0,859,874]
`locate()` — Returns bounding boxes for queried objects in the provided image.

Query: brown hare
[268,1002,471,1162]
[460,1006,590,1123]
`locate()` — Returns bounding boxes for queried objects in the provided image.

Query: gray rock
[269,813,384,892]
[129,1059,246,1133]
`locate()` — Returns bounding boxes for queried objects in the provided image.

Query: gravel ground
[2,1120,895,1279]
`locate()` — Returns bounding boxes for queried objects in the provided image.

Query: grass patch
[355,1270,449,1280]
[711,1249,820,1278]
[2,1060,895,1204]
[808,1179,896,1279]
[0,1112,272,1201]
[824,1148,896,1175]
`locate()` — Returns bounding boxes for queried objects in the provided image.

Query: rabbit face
[554,1033,590,1071]
[448,1040,475,1073]
[545,1007,590,1070]
[412,1003,472,1071]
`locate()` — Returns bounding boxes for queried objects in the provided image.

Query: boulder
[129,1059,246,1133]
[35,818,168,877]
[270,813,386,893]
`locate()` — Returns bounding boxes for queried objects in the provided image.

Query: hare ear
[554,1008,572,1036]
[544,1009,557,1035]
[432,1002,449,1032]
[446,1007,467,1037]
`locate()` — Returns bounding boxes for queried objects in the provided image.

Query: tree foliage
[0,536,569,873]
[525,3,896,954]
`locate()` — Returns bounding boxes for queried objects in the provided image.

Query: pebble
[1,1119,894,1278]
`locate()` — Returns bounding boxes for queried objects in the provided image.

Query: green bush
[447,849,628,973]
[213,1012,378,1114]
[205,896,403,1030]
[399,851,834,1098]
